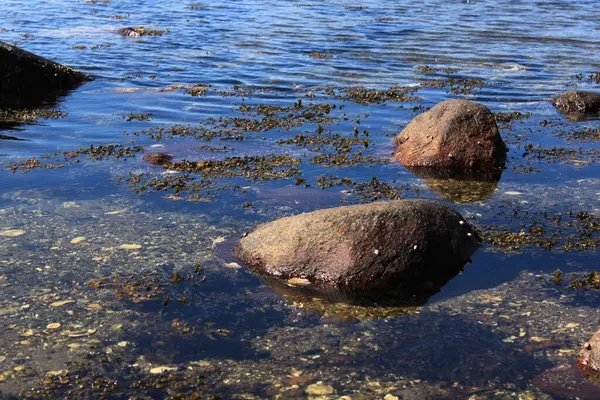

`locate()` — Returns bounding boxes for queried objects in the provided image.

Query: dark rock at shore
[0,41,91,108]
[142,152,173,166]
[553,91,600,121]
[393,100,507,172]
[234,199,479,291]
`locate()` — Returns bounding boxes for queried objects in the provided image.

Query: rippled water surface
[1,1,600,399]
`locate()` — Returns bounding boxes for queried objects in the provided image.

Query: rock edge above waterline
[0,41,91,108]
[393,100,507,172]
[234,199,479,291]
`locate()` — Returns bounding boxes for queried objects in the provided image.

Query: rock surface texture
[0,41,91,108]
[393,100,506,172]
[579,328,600,373]
[553,91,600,119]
[234,199,479,291]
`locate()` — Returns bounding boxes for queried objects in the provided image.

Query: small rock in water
[287,277,311,286]
[70,236,86,244]
[46,323,61,329]
[150,366,178,374]
[553,91,600,119]
[0,356,5,363]
[50,300,74,308]
[305,381,334,396]
[0,229,25,237]
[142,152,173,166]
[119,244,142,250]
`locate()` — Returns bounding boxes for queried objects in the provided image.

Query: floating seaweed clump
[523,143,600,165]
[554,127,600,142]
[480,210,600,252]
[340,85,421,105]
[420,77,485,95]
[0,108,67,123]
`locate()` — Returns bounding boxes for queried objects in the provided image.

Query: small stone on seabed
[0,229,25,237]
[71,236,86,244]
[119,244,142,250]
[305,381,334,395]
[150,366,178,374]
[287,277,311,286]
[50,300,74,307]
[47,323,61,329]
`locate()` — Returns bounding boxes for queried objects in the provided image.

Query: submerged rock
[0,41,91,108]
[142,152,173,166]
[393,100,507,172]
[553,91,600,120]
[234,199,479,292]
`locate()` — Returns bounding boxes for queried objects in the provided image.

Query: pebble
[87,303,103,311]
[384,395,400,400]
[0,229,25,237]
[306,381,334,396]
[47,323,61,329]
[119,244,142,250]
[150,366,178,374]
[288,277,311,286]
[50,300,74,307]
[70,236,86,244]
[0,356,5,363]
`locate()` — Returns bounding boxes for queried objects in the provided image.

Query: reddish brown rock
[554,91,600,119]
[393,100,507,172]
[234,199,479,291]
[579,328,600,373]
[142,152,173,166]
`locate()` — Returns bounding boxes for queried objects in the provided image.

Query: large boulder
[553,91,600,120]
[0,41,91,108]
[234,199,479,292]
[579,328,600,373]
[393,100,507,172]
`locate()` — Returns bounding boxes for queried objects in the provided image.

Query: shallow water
[1,0,600,398]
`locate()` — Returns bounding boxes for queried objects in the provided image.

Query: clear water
[1,0,600,398]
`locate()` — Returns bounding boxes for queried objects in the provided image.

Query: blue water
[1,0,600,398]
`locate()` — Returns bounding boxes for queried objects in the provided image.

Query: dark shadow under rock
[409,167,503,203]
[0,41,91,109]
[258,271,464,319]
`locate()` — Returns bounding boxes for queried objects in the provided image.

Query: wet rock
[393,100,507,172]
[234,199,479,292]
[532,362,600,400]
[579,328,600,372]
[117,27,142,37]
[0,41,91,108]
[142,152,173,166]
[553,91,600,120]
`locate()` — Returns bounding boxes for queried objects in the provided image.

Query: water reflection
[409,167,503,203]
